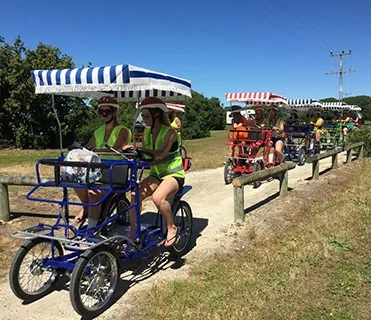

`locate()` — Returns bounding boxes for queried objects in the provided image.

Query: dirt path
[0,155,348,320]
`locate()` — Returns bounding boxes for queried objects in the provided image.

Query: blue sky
[1,0,370,105]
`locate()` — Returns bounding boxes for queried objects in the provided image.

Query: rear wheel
[70,246,119,318]
[100,193,130,225]
[224,160,234,185]
[9,238,63,301]
[168,201,193,257]
[298,148,306,166]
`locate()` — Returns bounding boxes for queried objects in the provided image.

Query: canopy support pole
[51,94,63,155]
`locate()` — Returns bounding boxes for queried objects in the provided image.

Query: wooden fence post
[234,185,245,222]
[0,183,10,222]
[312,160,320,180]
[279,170,288,197]
[346,149,352,164]
[359,145,364,159]
[331,153,338,169]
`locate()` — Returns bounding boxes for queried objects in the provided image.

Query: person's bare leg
[129,176,159,239]
[151,177,179,246]
[87,189,106,228]
[73,188,88,224]
[275,140,284,164]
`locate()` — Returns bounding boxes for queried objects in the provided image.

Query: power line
[267,0,345,49]
[227,0,326,63]
[325,50,356,101]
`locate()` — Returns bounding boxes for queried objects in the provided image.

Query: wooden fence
[232,162,296,221]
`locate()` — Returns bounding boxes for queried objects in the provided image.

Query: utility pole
[325,50,356,101]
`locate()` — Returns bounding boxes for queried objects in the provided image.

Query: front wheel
[252,161,263,189]
[69,246,119,318]
[168,201,193,257]
[224,160,234,185]
[9,238,63,301]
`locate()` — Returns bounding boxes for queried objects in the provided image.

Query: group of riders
[229,104,361,164]
[74,95,184,248]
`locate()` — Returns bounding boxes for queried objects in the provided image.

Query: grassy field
[131,159,371,320]
[0,130,228,175]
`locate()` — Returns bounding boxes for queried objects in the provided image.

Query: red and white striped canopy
[135,102,186,112]
[166,103,186,112]
[225,92,287,105]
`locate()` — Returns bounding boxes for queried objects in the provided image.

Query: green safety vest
[94,125,132,149]
[143,125,185,179]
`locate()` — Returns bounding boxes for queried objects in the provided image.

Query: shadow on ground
[14,212,208,320]
[244,187,294,214]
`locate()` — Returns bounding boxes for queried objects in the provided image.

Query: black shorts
[271,137,284,147]
[149,175,185,190]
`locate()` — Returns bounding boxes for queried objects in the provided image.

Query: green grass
[130,159,371,320]
[182,130,228,170]
[0,130,229,172]
[0,149,60,167]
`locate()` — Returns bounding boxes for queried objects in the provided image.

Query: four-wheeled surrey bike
[9,64,194,318]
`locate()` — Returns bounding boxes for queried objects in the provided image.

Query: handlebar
[105,144,155,162]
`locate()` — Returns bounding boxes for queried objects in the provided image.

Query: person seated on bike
[310,108,324,154]
[128,97,185,247]
[74,96,132,227]
[231,105,254,129]
[229,105,253,150]
[285,109,300,125]
[266,105,285,165]
[253,106,266,127]
[169,109,182,132]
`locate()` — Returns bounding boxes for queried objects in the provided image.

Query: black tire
[100,193,130,225]
[168,201,193,257]
[224,160,234,185]
[252,161,262,188]
[69,246,119,318]
[298,148,306,166]
[9,238,63,301]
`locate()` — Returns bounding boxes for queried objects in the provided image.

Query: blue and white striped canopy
[31,64,192,101]
[322,102,361,111]
[286,99,323,109]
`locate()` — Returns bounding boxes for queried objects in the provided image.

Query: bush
[346,126,371,157]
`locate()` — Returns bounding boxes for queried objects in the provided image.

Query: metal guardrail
[232,162,297,222]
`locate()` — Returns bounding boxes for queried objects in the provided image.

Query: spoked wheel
[224,160,234,185]
[70,246,119,319]
[100,193,130,225]
[169,200,193,257]
[298,148,306,166]
[9,238,63,301]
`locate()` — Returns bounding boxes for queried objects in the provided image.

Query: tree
[0,35,89,148]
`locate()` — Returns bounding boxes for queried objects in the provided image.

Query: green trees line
[1,36,370,149]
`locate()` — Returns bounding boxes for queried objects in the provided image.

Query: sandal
[164,227,180,247]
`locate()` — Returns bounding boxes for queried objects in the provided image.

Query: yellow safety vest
[94,125,132,149]
[143,125,185,179]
